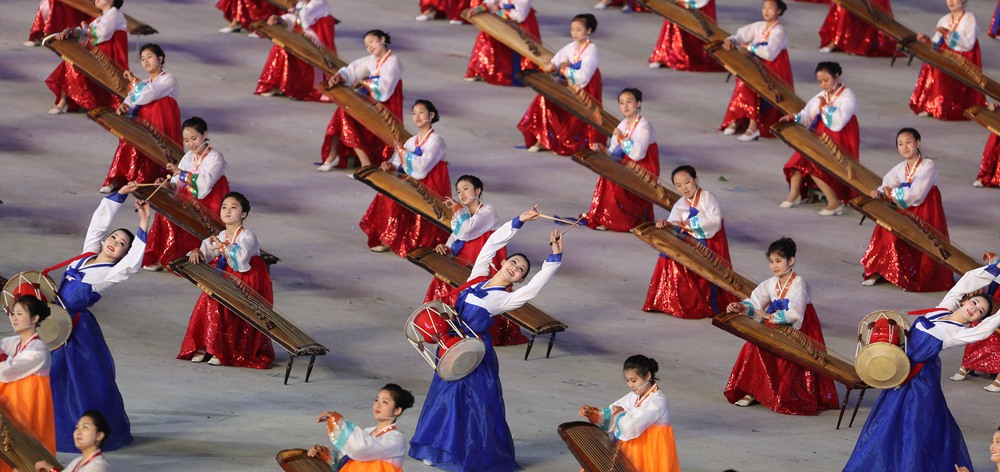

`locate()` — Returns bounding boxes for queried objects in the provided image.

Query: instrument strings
[0,401,60,471]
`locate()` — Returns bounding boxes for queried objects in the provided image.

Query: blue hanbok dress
[845,265,1000,472]
[409,217,561,472]
[50,193,144,452]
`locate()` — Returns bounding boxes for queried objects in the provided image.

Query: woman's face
[139,49,162,75]
[497,255,529,284]
[9,303,38,335]
[767,253,793,277]
[816,70,839,94]
[618,92,640,118]
[569,20,590,42]
[623,368,652,396]
[672,171,699,200]
[372,390,402,421]
[94,0,112,10]
[761,0,780,21]
[990,431,1000,464]
[101,229,131,261]
[220,197,247,225]
[946,0,965,13]
[364,34,387,56]
[956,296,990,324]
[896,132,920,160]
[182,127,208,153]
[411,104,433,129]
[455,180,481,206]
[73,416,104,451]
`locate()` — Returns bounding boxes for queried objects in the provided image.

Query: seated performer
[216,0,279,33]
[318,29,402,171]
[817,0,897,56]
[178,192,275,369]
[910,0,984,121]
[416,0,478,24]
[956,427,1000,472]
[26,0,90,47]
[974,102,1000,188]
[950,244,1000,392]
[35,411,112,472]
[648,0,724,71]
[409,206,563,472]
[142,116,230,271]
[517,13,602,155]
[359,99,450,256]
[464,0,540,86]
[585,87,659,232]
[719,0,792,142]
[779,61,858,216]
[578,355,681,472]
[44,0,128,114]
[256,0,337,100]
[307,383,415,471]
[723,237,840,415]
[643,165,738,319]
[845,265,1000,471]
[861,128,954,292]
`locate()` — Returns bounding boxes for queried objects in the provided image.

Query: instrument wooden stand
[836,386,869,429]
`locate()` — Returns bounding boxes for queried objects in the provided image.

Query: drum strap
[441,275,490,305]
[41,252,98,276]
[900,363,925,386]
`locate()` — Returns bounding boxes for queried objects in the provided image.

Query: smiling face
[101,229,132,261]
[569,19,590,42]
[990,431,1000,464]
[139,49,163,75]
[73,416,104,451]
[767,253,793,277]
[364,34,387,57]
[618,91,640,119]
[94,0,112,11]
[373,389,402,421]
[672,171,698,199]
[182,127,208,153]
[8,303,39,335]
[955,295,990,324]
[623,368,652,396]
[896,132,920,160]
[816,70,839,94]
[498,255,529,284]
[455,179,481,206]
[761,0,780,21]
[411,103,433,129]
[220,197,247,225]
[946,0,965,13]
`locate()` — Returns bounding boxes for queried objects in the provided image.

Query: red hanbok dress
[587,116,658,232]
[643,188,738,318]
[0,334,56,469]
[326,419,407,472]
[596,0,650,12]
[45,8,128,112]
[976,132,1000,187]
[517,39,602,156]
[255,0,337,101]
[359,129,451,257]
[909,11,985,120]
[464,0,540,86]
[648,0,724,71]
[321,51,403,168]
[783,84,859,202]
[177,227,275,368]
[817,0,897,56]
[861,158,954,292]
[592,386,680,471]
[29,0,91,43]
[216,0,280,30]
[142,148,230,268]
[719,21,793,138]
[724,273,840,415]
[104,72,180,187]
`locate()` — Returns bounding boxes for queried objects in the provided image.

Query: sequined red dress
[782,85,859,202]
[29,0,90,43]
[587,116,659,232]
[975,132,1000,187]
[44,9,128,112]
[255,0,337,101]
[104,72,180,187]
[909,12,984,121]
[215,0,280,30]
[648,0,723,71]
[817,0,897,56]
[464,0,540,86]
[719,21,793,138]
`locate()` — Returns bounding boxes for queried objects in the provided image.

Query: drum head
[437,338,486,381]
[404,300,458,344]
[2,271,60,313]
[37,306,72,351]
[856,343,911,389]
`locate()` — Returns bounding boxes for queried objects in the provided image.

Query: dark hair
[223,192,251,217]
[112,0,123,9]
[381,383,415,412]
[766,237,796,260]
[110,227,136,254]
[815,61,842,77]
[14,295,50,326]
[81,410,111,448]
[507,253,531,281]
[413,100,440,124]
[364,29,391,45]
[968,294,996,319]
[619,87,642,103]
[671,165,697,181]
[456,175,484,194]
[572,13,598,33]
[766,0,788,16]
[182,116,208,134]
[896,127,921,142]
[139,43,166,65]
[623,354,659,383]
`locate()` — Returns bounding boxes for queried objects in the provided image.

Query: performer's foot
[248,32,261,38]
[527,143,544,152]
[191,352,207,363]
[986,379,1000,392]
[218,25,241,33]
[973,179,984,188]
[317,157,339,172]
[143,263,164,272]
[950,366,971,381]
[819,44,835,54]
[260,89,280,97]
[464,76,482,82]
[778,198,799,209]
[593,0,609,9]
[817,205,844,216]
[370,244,390,252]
[47,103,68,115]
[737,129,759,142]
[722,123,737,136]
[594,225,608,231]
[861,275,881,286]
[207,356,221,366]
[98,185,113,194]
[415,13,432,21]
[735,395,756,407]
[22,40,40,47]
[648,62,663,69]
[917,111,931,118]
[449,20,463,25]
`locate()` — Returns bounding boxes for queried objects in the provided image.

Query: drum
[403,300,486,381]
[855,310,911,389]
[2,271,73,351]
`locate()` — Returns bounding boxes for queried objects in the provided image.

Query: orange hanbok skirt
[620,424,682,472]
[0,375,56,472]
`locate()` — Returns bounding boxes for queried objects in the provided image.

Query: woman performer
[648,0,724,71]
[255,0,337,100]
[578,355,681,471]
[719,0,792,142]
[845,265,1000,471]
[45,186,150,452]
[35,411,112,472]
[585,87,658,232]
[417,0,480,24]
[517,13,602,155]
[949,245,1000,392]
[957,427,1000,472]
[0,295,55,466]
[779,61,858,216]
[910,0,984,121]
[26,0,90,47]
[409,206,563,472]
[643,165,738,319]
[359,99,450,256]
[817,0,897,56]
[724,237,840,415]
[464,0,541,86]
[307,383,415,471]
[216,0,280,33]
[974,102,1000,188]
[318,29,402,172]
[102,43,180,193]
[44,0,128,115]
[141,117,230,272]
[861,127,954,292]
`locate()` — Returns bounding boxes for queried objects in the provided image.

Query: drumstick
[536,213,579,225]
[550,214,587,245]
[145,175,172,201]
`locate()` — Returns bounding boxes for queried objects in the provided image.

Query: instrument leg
[906,54,915,67]
[524,334,537,361]
[546,332,557,359]
[849,387,868,428]
[725,72,732,83]
[858,215,867,226]
[305,355,317,383]
[836,388,852,430]
[284,356,295,385]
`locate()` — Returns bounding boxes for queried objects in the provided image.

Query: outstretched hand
[549,229,563,254]
[726,302,745,314]
[519,205,540,222]
[135,200,151,230]
[118,181,138,195]
[778,113,796,123]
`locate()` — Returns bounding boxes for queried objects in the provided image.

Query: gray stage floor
[2,0,999,470]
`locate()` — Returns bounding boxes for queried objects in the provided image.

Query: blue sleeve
[511,216,524,229]
[106,192,128,204]
[546,253,562,263]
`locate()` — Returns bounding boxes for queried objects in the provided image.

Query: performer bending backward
[409,206,563,472]
[724,237,840,415]
[910,0,984,121]
[178,192,275,368]
[256,0,337,101]
[845,265,1000,471]
[644,165,738,319]
[464,0,540,86]
[319,29,402,171]
[586,87,659,232]
[779,61,858,216]
[103,44,180,193]
[517,13,602,156]
[359,99,450,256]
[142,116,230,271]
[719,0,792,142]
[35,411,113,472]
[816,0,897,56]
[45,0,128,114]
[974,102,1000,188]
[46,186,150,452]
[861,127,954,292]
[578,355,681,472]
[648,0,724,72]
